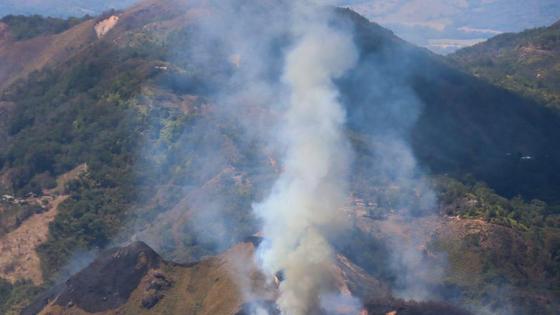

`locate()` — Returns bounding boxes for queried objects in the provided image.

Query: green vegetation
[342,9,560,208]
[435,176,560,230]
[1,15,91,41]
[0,279,42,315]
[0,22,251,280]
[0,32,165,278]
[430,223,560,315]
[451,21,560,110]
[1,7,560,315]
[432,176,560,314]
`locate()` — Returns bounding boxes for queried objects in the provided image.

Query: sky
[1,0,560,54]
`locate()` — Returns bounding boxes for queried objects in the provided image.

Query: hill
[0,15,98,91]
[24,240,472,315]
[0,1,558,314]
[451,20,560,109]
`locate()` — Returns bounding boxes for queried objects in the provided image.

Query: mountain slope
[24,240,477,315]
[0,1,558,314]
[0,16,97,92]
[342,9,560,205]
[450,20,560,109]
[24,240,393,315]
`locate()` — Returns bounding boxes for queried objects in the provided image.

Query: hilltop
[451,19,560,110]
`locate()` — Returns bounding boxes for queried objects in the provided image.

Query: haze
[4,0,558,54]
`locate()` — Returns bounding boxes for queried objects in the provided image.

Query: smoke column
[253,4,358,314]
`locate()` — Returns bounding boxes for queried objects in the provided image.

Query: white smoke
[253,4,358,314]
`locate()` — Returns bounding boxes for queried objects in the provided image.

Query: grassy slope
[35,243,270,315]
[430,218,560,315]
[0,17,99,92]
[0,15,91,41]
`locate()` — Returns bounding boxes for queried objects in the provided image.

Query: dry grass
[48,163,88,195]
[37,242,273,315]
[32,236,392,315]
[0,18,97,91]
[0,164,88,284]
[0,195,67,284]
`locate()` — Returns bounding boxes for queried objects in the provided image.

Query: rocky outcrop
[94,16,119,39]
[140,269,172,309]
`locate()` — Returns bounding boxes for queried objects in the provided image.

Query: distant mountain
[343,0,560,54]
[451,20,560,110]
[0,0,137,18]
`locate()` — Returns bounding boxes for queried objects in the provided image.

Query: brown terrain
[24,239,394,315]
[0,164,87,285]
[0,19,97,92]
[0,0,208,93]
[0,0,217,290]
[22,234,476,315]
[0,195,67,284]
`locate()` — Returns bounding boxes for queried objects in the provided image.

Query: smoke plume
[253,3,358,314]
[134,0,438,312]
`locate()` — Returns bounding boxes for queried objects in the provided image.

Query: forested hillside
[451,20,560,109]
[0,1,559,314]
